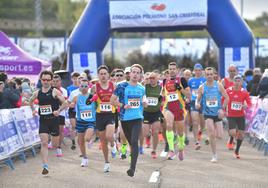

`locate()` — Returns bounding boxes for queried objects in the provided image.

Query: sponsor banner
[248,98,268,141]
[110,0,207,29]
[72,52,98,78]
[224,47,249,76]
[0,61,41,75]
[0,109,24,160]
[11,106,40,148]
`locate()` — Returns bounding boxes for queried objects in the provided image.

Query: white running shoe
[81,158,88,167]
[104,162,110,173]
[210,154,218,163]
[56,148,63,157]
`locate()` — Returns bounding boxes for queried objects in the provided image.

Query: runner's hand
[218,109,225,119]
[124,104,131,109]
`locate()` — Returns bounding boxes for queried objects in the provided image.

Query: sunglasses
[41,79,51,82]
[81,84,88,88]
[116,74,124,77]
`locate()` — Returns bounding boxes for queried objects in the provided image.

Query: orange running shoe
[234,152,240,159]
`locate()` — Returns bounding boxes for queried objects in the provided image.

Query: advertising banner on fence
[109,0,208,29]
[11,106,40,148]
[0,109,24,160]
[248,98,268,142]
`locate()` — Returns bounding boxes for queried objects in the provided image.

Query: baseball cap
[124,67,131,74]
[194,63,203,70]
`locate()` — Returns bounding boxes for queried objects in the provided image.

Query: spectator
[21,82,33,106]
[244,69,253,85]
[0,72,20,109]
[84,69,92,81]
[247,68,262,96]
[257,69,268,98]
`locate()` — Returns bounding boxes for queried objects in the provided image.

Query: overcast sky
[231,0,267,19]
[78,0,267,20]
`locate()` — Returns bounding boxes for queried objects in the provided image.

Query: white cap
[124,67,131,74]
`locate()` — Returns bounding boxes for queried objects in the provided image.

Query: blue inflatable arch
[68,0,254,77]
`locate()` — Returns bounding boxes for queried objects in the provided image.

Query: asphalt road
[1,131,268,188]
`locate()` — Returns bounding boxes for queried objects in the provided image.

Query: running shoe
[227,142,234,150]
[146,136,151,148]
[151,151,157,159]
[127,168,135,177]
[205,138,210,145]
[139,146,144,154]
[56,148,63,157]
[104,162,110,173]
[42,164,49,175]
[178,150,184,161]
[71,144,76,150]
[234,152,240,159]
[195,142,201,150]
[48,142,53,149]
[210,154,218,163]
[185,137,189,145]
[111,143,117,158]
[168,151,176,160]
[81,158,89,167]
[121,153,127,160]
[87,140,94,149]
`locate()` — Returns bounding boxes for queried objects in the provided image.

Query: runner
[52,74,68,156]
[142,71,162,159]
[91,65,117,173]
[188,64,206,150]
[29,70,67,175]
[115,69,129,159]
[226,75,251,158]
[110,64,147,177]
[162,62,191,160]
[71,78,96,167]
[67,72,80,150]
[196,67,229,163]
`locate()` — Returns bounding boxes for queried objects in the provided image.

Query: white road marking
[149,171,160,183]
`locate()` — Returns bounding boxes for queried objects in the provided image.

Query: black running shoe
[127,168,135,177]
[71,144,76,150]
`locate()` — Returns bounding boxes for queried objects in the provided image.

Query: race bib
[206,98,218,107]
[80,110,92,120]
[39,105,52,115]
[167,92,179,102]
[231,102,242,111]
[147,97,158,106]
[100,103,112,112]
[128,98,140,108]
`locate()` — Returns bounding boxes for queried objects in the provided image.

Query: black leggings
[121,119,142,171]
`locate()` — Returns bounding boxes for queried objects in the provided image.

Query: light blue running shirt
[188,77,206,101]
[202,81,222,116]
[76,94,96,122]
[114,81,145,121]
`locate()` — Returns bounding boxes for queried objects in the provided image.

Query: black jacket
[0,86,20,109]
[257,77,268,98]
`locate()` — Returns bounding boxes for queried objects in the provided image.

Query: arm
[195,85,204,110]
[29,90,39,114]
[219,83,229,109]
[110,94,121,108]
[178,77,191,100]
